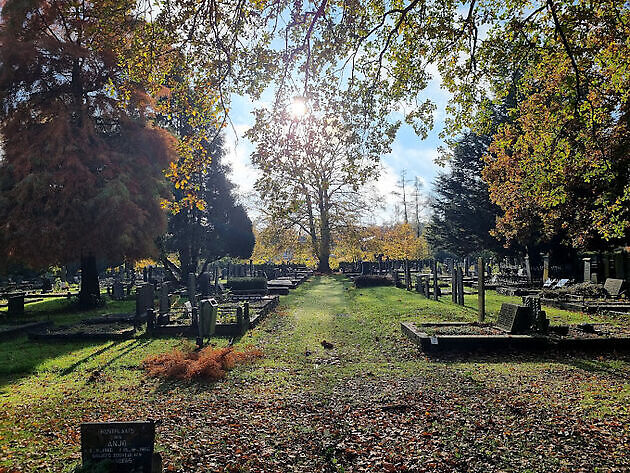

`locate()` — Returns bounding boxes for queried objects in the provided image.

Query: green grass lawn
[0,276,628,472]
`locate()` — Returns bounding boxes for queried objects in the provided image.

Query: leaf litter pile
[142,346,263,381]
[0,277,629,472]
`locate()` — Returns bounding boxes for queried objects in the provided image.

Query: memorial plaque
[603,278,625,298]
[555,278,570,288]
[496,303,533,334]
[81,421,154,473]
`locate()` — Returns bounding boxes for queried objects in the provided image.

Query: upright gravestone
[236,306,245,334]
[542,253,550,283]
[415,275,422,293]
[392,270,400,288]
[457,267,464,306]
[198,299,217,338]
[423,276,430,298]
[243,302,251,331]
[450,261,457,303]
[199,272,210,297]
[135,284,154,317]
[432,260,439,301]
[524,255,532,285]
[405,260,412,291]
[8,293,25,316]
[496,303,533,334]
[477,257,485,322]
[112,279,125,301]
[187,272,196,306]
[81,421,155,473]
[583,257,592,283]
[158,284,170,323]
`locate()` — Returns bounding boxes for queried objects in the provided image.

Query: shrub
[354,275,394,288]
[226,277,268,291]
[142,346,263,381]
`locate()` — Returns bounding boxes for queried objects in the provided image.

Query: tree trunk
[317,191,332,273]
[79,254,101,308]
[318,250,331,273]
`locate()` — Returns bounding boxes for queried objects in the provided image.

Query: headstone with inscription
[496,303,533,334]
[81,421,155,473]
[604,278,625,298]
[583,257,592,283]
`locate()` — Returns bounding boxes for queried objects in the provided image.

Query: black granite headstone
[496,303,533,334]
[81,421,155,473]
[8,293,25,315]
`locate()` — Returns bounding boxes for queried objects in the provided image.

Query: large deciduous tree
[0,0,176,306]
[246,83,396,272]
[479,3,630,249]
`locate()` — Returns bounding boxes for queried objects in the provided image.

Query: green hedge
[226,277,268,291]
[354,275,394,288]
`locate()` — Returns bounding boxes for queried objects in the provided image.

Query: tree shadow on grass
[95,339,153,373]
[0,336,103,389]
[423,349,630,381]
[59,341,119,376]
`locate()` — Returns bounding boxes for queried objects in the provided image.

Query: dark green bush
[226,277,268,291]
[354,275,394,288]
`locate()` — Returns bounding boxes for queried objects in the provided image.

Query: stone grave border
[401,321,630,353]
[28,323,136,342]
[152,295,279,338]
[0,321,53,340]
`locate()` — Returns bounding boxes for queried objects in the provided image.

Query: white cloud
[223,124,260,197]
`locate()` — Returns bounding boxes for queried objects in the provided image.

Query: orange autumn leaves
[142,346,263,381]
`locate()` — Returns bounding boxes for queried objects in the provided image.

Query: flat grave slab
[29,322,136,341]
[0,321,52,340]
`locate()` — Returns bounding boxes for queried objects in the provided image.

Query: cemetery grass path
[0,275,629,472]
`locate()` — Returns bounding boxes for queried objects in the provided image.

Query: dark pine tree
[426,132,504,258]
[162,136,255,279]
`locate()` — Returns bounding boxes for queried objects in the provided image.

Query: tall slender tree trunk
[317,192,332,273]
[79,253,100,308]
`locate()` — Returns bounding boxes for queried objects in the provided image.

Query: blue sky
[223,69,452,224]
